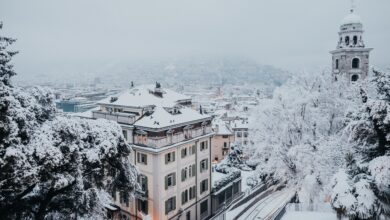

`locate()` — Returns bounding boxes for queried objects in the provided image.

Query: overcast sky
[1,0,390,77]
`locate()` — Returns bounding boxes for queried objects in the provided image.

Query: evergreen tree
[331,70,390,219]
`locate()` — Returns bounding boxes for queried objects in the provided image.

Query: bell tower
[330,1,373,82]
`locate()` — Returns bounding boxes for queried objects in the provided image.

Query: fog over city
[1,0,390,79]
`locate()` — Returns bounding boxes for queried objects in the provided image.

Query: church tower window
[351,74,359,82]
[352,58,360,69]
[345,36,350,45]
[335,59,339,69]
[353,36,358,45]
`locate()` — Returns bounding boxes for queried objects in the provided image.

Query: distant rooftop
[134,106,211,129]
[98,84,191,108]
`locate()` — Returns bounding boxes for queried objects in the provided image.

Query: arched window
[335,59,339,69]
[351,75,359,82]
[353,36,358,45]
[352,58,360,69]
[345,36,350,45]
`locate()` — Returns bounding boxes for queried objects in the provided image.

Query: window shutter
[165,176,168,190]
[165,154,168,164]
[206,159,208,170]
[205,179,208,191]
[144,154,147,165]
[173,197,176,209]
[181,149,184,158]
[181,169,185,182]
[137,153,140,163]
[192,164,196,176]
[172,152,175,162]
[173,173,176,186]
[192,145,196,154]
[165,200,169,214]
[182,192,185,204]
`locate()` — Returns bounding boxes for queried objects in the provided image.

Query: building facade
[92,84,213,220]
[330,8,373,82]
[211,122,234,163]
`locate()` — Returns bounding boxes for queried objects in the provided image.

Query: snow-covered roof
[98,85,191,108]
[214,121,233,135]
[134,106,211,129]
[70,107,98,119]
[341,11,362,25]
[232,120,249,129]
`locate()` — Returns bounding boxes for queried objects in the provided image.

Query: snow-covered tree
[247,70,361,203]
[331,70,390,219]
[0,23,138,220]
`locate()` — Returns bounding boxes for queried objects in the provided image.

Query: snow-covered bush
[0,23,138,219]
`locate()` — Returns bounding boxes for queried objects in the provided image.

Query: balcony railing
[93,110,136,125]
[135,126,213,148]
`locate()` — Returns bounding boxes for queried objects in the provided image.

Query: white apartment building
[92,83,213,220]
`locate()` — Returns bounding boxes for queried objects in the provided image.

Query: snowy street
[225,185,295,220]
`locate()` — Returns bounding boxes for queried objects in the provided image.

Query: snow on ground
[281,211,343,220]
[237,189,295,220]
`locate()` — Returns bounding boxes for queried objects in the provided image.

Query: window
[137,153,147,165]
[352,58,360,69]
[188,164,196,177]
[138,199,148,214]
[189,145,196,155]
[138,175,148,192]
[200,179,208,194]
[165,173,176,189]
[353,36,358,45]
[226,186,232,200]
[223,142,228,148]
[122,130,128,140]
[181,147,187,158]
[351,74,359,82]
[335,59,339,69]
[218,193,225,205]
[186,211,191,220]
[181,167,188,182]
[345,36,350,45]
[237,132,242,138]
[165,151,175,164]
[244,132,248,138]
[222,135,228,138]
[200,159,208,173]
[200,141,208,151]
[165,197,176,214]
[233,182,239,194]
[181,189,189,205]
[189,186,196,200]
[200,200,208,215]
[120,191,129,207]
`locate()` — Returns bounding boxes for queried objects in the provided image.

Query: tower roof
[341,10,362,26]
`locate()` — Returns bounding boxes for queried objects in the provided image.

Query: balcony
[92,110,136,125]
[135,126,213,148]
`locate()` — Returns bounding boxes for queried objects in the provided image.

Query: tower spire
[350,0,356,13]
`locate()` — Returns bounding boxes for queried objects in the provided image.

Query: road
[226,187,295,220]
